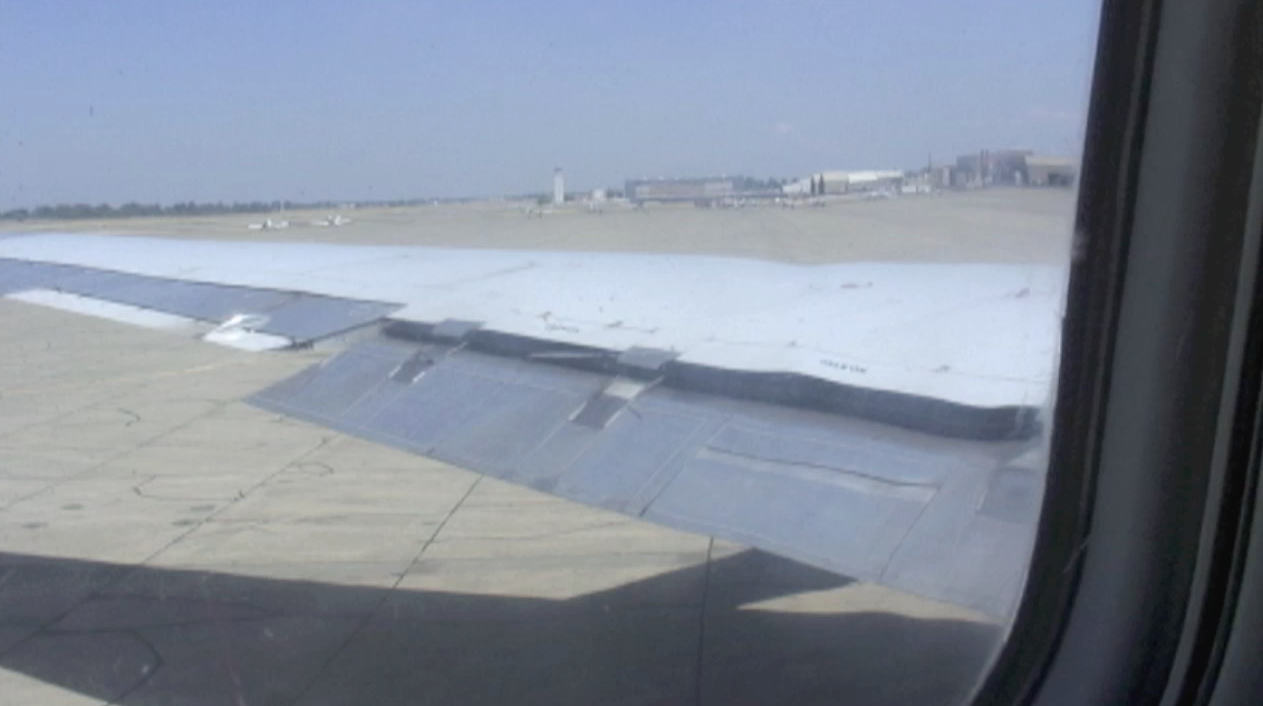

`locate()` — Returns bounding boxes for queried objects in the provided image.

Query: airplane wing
[0,232,1062,618]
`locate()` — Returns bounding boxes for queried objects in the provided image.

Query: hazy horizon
[0,0,1100,209]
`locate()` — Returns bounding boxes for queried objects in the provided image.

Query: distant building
[624,176,743,203]
[1024,155,1077,186]
[949,150,1077,187]
[843,170,905,192]
[818,171,850,194]
[808,170,905,195]
[955,149,1033,185]
[782,177,812,196]
[987,150,1032,184]
[553,168,565,205]
[929,165,954,189]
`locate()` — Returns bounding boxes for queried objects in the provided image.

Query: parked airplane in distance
[246,217,289,231]
[311,214,352,227]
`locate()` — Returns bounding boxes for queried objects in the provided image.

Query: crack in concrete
[116,407,141,427]
[0,369,246,444]
[288,474,484,705]
[694,537,714,706]
[46,598,281,634]
[0,400,243,509]
[427,519,633,543]
[285,460,336,477]
[131,476,239,503]
[103,629,164,706]
[0,421,338,672]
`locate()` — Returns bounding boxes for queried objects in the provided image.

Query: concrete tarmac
[2,188,1073,264]
[0,190,1070,705]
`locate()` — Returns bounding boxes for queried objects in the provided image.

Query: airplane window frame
[975,0,1263,703]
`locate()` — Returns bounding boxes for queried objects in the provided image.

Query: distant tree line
[0,200,338,222]
[0,194,512,222]
[0,181,782,222]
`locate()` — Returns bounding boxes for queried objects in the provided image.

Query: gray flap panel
[258,296,400,342]
[0,259,80,294]
[249,335,1042,619]
[706,426,954,486]
[645,456,928,578]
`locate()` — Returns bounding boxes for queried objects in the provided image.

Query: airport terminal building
[624,176,742,203]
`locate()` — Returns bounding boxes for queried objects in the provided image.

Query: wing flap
[250,333,1038,618]
[0,256,401,347]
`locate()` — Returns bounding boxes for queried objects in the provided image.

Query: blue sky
[0,0,1101,207]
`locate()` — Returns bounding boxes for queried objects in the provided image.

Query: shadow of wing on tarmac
[0,549,1000,706]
